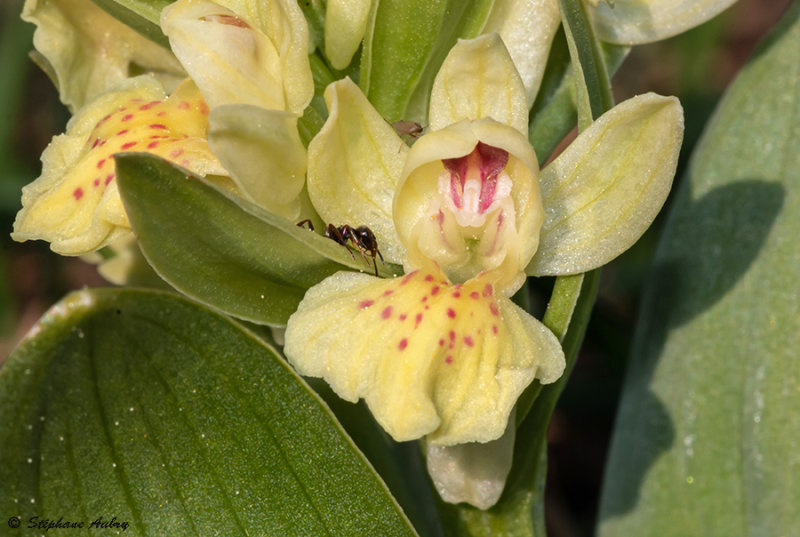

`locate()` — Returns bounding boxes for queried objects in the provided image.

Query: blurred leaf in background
[598,2,800,535]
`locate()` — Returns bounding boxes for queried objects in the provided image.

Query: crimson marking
[381,306,392,319]
[398,338,408,351]
[358,299,374,309]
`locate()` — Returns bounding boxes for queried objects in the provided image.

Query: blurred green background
[0,0,793,534]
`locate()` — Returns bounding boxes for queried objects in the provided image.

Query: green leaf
[599,4,800,535]
[91,0,171,47]
[528,28,627,165]
[556,0,613,130]
[0,288,418,536]
[360,0,493,123]
[115,154,398,326]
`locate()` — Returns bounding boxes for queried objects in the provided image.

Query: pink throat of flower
[442,142,509,214]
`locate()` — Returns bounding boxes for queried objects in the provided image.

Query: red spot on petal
[464,336,474,347]
[105,174,115,185]
[93,178,100,187]
[72,188,84,200]
[199,102,209,115]
[445,356,453,364]
[157,111,167,117]
[424,305,429,310]
[431,286,440,296]
[483,284,493,297]
[181,159,190,167]
[177,101,190,110]
[121,114,133,122]
[398,338,408,351]
[401,271,417,285]
[414,313,423,327]
[150,124,168,130]
[449,330,456,341]
[452,291,461,298]
[421,296,428,303]
[492,324,498,334]
[91,138,101,148]
[399,314,407,321]
[447,308,456,319]
[470,291,480,299]
[381,306,392,319]
[383,289,394,296]
[359,299,374,309]
[120,141,137,150]
[438,339,445,346]
[116,129,129,136]
[424,274,434,282]
[489,302,499,316]
[147,141,159,149]
[169,148,184,158]
[97,159,106,169]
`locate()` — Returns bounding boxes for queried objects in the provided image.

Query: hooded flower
[161,0,314,219]
[284,33,683,506]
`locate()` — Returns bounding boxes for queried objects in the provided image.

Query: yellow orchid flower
[285,33,683,508]
[12,76,227,255]
[160,0,314,219]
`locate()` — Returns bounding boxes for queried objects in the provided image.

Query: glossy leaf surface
[0,288,418,536]
[115,154,396,326]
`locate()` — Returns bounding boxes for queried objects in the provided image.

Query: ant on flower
[298,220,384,276]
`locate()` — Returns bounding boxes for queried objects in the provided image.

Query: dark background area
[0,0,793,534]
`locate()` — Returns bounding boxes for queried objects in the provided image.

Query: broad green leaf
[115,153,399,326]
[599,5,800,535]
[0,288,418,536]
[360,0,493,123]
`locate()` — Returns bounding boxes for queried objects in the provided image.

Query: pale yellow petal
[284,266,564,445]
[208,105,305,219]
[325,0,372,69]
[161,0,312,114]
[23,0,184,110]
[429,34,528,135]
[482,0,561,106]
[307,78,406,264]
[527,93,684,276]
[12,77,225,255]
[426,413,515,509]
[590,0,738,45]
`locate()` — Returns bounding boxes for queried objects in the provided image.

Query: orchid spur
[284,34,683,506]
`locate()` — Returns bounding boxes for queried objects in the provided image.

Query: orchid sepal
[306,77,407,264]
[527,92,684,276]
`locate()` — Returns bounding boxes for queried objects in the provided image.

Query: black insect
[298,220,384,276]
[391,120,424,138]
